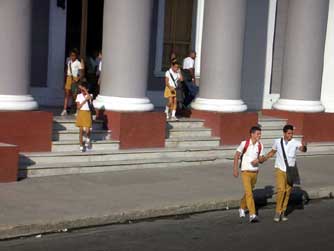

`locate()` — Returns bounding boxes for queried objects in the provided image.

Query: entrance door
[65,0,104,60]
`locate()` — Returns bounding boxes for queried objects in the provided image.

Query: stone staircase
[18,117,229,178]
[18,115,334,178]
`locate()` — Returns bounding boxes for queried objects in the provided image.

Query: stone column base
[0,143,19,182]
[191,110,258,145]
[0,95,38,111]
[262,109,334,142]
[97,110,165,149]
[0,111,53,152]
[191,98,247,113]
[273,99,325,113]
[94,96,154,112]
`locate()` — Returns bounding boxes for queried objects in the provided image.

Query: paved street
[1,199,333,251]
[0,155,334,239]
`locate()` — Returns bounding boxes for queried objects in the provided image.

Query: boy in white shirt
[263,124,307,222]
[182,51,198,107]
[233,126,265,223]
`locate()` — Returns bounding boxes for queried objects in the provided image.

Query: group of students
[61,48,102,152]
[234,124,307,223]
[164,51,199,120]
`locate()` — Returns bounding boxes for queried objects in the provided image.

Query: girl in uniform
[75,82,93,152]
[164,61,183,120]
[61,49,83,116]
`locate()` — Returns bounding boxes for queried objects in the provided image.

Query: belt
[241,170,259,173]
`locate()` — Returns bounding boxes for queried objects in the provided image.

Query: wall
[30,0,50,87]
[270,0,289,94]
[241,0,270,110]
[31,0,67,107]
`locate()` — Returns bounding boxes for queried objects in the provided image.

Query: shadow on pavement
[253,185,310,216]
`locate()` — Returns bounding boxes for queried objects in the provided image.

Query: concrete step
[53,116,104,131]
[166,118,205,129]
[304,142,334,152]
[165,136,220,148]
[20,146,237,166]
[260,129,285,137]
[52,130,111,141]
[258,116,287,127]
[167,128,212,138]
[52,140,120,152]
[53,121,104,131]
[18,156,231,178]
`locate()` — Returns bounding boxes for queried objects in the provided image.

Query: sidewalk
[0,155,333,239]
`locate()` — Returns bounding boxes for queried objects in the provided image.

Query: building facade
[1,0,334,113]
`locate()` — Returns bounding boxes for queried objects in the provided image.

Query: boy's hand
[233,168,239,178]
[251,158,259,166]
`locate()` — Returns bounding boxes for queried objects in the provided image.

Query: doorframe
[154,0,204,77]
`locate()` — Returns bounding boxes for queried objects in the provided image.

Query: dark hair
[283,124,294,133]
[250,126,262,134]
[79,81,89,90]
[171,61,180,66]
[70,48,79,56]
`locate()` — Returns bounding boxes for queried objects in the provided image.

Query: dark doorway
[65,0,104,59]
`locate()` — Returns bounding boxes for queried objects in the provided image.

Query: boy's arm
[233,151,241,178]
[263,149,277,162]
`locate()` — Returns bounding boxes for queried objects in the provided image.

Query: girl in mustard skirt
[164,61,183,120]
[76,82,93,152]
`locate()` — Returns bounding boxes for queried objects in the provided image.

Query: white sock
[172,110,176,117]
[165,106,169,113]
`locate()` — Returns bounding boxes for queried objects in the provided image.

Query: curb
[0,186,333,240]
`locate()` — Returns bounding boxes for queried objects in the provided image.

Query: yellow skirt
[65,76,79,90]
[164,86,176,98]
[76,110,92,128]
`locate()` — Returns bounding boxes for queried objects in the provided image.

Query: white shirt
[165,69,181,88]
[98,61,102,72]
[272,138,302,172]
[237,140,264,171]
[183,57,195,70]
[76,93,92,111]
[67,59,83,77]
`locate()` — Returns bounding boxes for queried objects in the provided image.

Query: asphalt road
[1,200,334,251]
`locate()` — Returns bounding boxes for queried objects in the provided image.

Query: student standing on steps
[164,61,183,120]
[61,49,84,116]
[233,126,265,223]
[262,124,307,223]
[75,82,93,152]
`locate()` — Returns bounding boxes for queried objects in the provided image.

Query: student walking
[182,51,199,107]
[263,124,307,222]
[233,126,265,223]
[61,49,83,116]
[75,82,93,152]
[164,61,183,120]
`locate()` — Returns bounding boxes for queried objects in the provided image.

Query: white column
[273,0,328,112]
[0,0,38,110]
[94,0,154,112]
[321,0,334,113]
[191,0,247,112]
